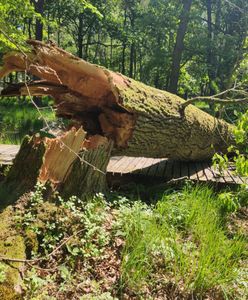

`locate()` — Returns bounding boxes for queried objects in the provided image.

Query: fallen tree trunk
[0,40,235,162]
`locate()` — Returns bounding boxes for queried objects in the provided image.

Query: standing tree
[168,0,193,94]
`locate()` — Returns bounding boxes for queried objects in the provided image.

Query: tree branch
[180,86,248,112]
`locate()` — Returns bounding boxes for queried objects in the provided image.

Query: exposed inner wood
[0,41,135,149]
[39,127,86,184]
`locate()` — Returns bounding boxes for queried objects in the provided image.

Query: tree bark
[0,40,235,163]
[168,0,193,94]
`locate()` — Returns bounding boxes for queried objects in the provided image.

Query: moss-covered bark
[114,78,234,160]
[0,136,45,206]
[0,207,26,299]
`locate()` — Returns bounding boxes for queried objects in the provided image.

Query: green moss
[24,229,38,255]
[0,207,26,299]
[113,76,235,160]
[0,136,46,206]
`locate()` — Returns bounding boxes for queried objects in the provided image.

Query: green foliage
[21,184,110,258]
[0,0,36,51]
[18,184,116,298]
[234,110,248,146]
[24,268,53,300]
[213,110,248,178]
[213,153,229,175]
[118,186,247,297]
[232,110,248,176]
[217,191,241,214]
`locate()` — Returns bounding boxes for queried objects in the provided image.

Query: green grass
[118,185,247,297]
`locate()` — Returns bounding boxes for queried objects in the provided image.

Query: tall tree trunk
[0,40,235,163]
[168,0,193,94]
[32,0,44,106]
[206,0,216,96]
[121,43,126,75]
[28,18,32,39]
[121,8,127,75]
[129,13,135,78]
[33,0,44,41]
[129,42,135,78]
[213,0,221,80]
[78,13,84,58]
[110,38,113,68]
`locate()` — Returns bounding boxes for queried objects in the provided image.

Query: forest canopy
[0,0,247,98]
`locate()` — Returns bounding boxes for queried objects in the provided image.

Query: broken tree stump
[0,128,112,204]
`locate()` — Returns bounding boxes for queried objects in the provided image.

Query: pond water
[0,104,56,144]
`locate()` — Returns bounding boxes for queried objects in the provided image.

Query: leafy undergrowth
[8,184,248,299]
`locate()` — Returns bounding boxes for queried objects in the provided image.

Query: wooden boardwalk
[0,144,20,165]
[0,144,246,185]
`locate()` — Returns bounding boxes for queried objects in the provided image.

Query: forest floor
[0,183,247,300]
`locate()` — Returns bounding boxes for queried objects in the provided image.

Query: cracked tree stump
[0,128,112,204]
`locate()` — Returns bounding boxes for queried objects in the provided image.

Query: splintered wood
[39,128,86,183]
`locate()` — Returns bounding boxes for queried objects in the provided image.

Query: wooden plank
[180,161,189,178]
[222,169,235,184]
[226,167,245,184]
[210,164,231,184]
[208,162,226,183]
[147,159,164,177]
[107,156,123,171]
[0,145,20,165]
[0,144,246,185]
[163,159,174,180]
[112,157,134,173]
[189,162,198,180]
[173,160,181,179]
[132,157,148,173]
[156,159,168,178]
[139,158,159,176]
[121,157,142,174]
[0,145,20,152]
[195,162,207,181]
[201,162,214,181]
[109,156,142,174]
[129,157,146,173]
